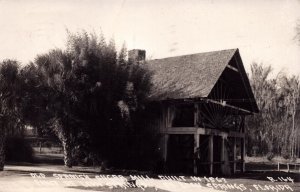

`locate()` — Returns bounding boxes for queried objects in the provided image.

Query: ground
[0,160,299,192]
[0,150,299,192]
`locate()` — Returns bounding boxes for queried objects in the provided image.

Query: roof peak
[149,48,238,61]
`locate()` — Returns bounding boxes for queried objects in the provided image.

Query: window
[171,104,194,127]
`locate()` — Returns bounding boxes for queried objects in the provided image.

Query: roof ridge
[148,48,238,61]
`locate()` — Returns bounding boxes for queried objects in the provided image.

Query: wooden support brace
[193,134,200,175]
[209,135,214,175]
[226,64,239,72]
[194,103,199,127]
[221,136,225,174]
[233,137,237,174]
[163,134,169,162]
[241,137,245,173]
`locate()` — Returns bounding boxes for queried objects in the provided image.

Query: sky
[0,0,300,77]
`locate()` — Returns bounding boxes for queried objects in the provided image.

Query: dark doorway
[167,134,194,174]
[197,135,209,175]
[196,135,222,175]
[213,136,222,175]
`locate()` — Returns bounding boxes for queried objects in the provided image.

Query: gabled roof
[147,49,237,100]
[146,48,259,113]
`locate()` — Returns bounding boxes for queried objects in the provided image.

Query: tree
[19,63,51,135]
[33,49,76,167]
[277,74,300,158]
[247,62,300,159]
[246,63,277,155]
[0,60,21,171]
[24,31,153,168]
[63,31,153,167]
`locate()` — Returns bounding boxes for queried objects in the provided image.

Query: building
[129,48,259,175]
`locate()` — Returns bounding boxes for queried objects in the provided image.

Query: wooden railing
[277,162,300,172]
[196,160,242,165]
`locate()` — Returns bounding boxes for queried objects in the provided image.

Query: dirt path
[0,164,223,192]
[1,163,299,192]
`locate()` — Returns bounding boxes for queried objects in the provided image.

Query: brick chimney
[128,49,146,64]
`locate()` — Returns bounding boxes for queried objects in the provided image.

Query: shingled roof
[146,49,237,100]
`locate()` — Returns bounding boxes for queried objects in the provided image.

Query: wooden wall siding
[139,102,246,175]
[140,103,245,138]
[162,102,245,175]
[161,103,246,133]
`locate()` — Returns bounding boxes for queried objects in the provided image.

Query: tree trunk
[291,112,295,158]
[51,118,73,168]
[62,137,72,168]
[0,133,6,171]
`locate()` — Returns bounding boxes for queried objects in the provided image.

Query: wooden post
[241,137,245,173]
[233,137,237,174]
[166,105,171,128]
[193,103,200,175]
[194,134,200,175]
[240,116,246,173]
[209,135,214,175]
[221,136,225,174]
[39,141,42,154]
[194,103,199,127]
[163,134,169,162]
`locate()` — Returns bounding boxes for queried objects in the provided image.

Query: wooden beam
[161,104,167,132]
[163,134,169,162]
[206,99,252,114]
[233,137,237,174]
[165,127,197,134]
[198,128,228,138]
[221,136,225,174]
[241,116,245,133]
[194,134,200,175]
[166,105,171,128]
[234,54,258,113]
[163,127,244,138]
[226,64,239,72]
[160,98,254,114]
[228,131,245,138]
[241,116,246,172]
[209,135,214,175]
[194,103,199,127]
[241,137,246,173]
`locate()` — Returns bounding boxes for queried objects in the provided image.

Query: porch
[161,127,245,175]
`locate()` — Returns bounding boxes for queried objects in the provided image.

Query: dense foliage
[19,31,155,168]
[5,136,34,162]
[246,63,300,159]
[0,60,23,170]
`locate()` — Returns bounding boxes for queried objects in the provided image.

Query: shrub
[5,136,34,162]
[43,141,52,148]
[266,152,275,161]
[282,148,291,160]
